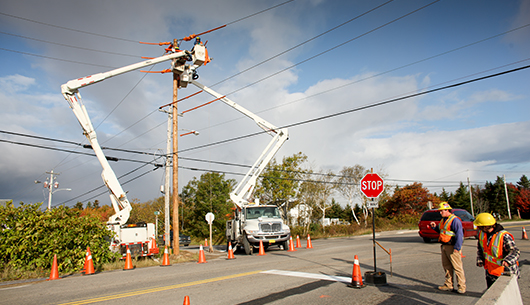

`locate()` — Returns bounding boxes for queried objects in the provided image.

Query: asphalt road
[2,221,529,305]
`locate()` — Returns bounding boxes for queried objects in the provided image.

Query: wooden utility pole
[172,69,180,255]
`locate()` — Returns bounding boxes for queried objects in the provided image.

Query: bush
[0,202,119,277]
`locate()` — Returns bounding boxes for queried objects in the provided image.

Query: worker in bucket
[429,202,466,294]
[474,212,520,288]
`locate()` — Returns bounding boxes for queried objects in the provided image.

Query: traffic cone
[197,244,207,264]
[183,295,190,305]
[348,255,364,288]
[205,238,208,247]
[161,246,171,266]
[47,254,60,281]
[296,235,301,248]
[83,247,95,275]
[151,237,159,254]
[123,245,134,270]
[287,236,296,252]
[257,240,266,256]
[306,234,313,249]
[227,242,235,260]
[523,227,528,240]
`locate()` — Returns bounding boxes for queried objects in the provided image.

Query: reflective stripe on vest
[439,214,457,243]
[478,230,512,276]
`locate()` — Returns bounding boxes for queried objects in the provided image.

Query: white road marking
[262,269,351,283]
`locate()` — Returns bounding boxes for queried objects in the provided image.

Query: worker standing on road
[474,212,520,288]
[429,202,466,294]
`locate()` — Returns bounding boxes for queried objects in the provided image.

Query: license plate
[269,240,275,243]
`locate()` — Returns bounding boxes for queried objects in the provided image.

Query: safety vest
[438,214,458,243]
[478,230,513,276]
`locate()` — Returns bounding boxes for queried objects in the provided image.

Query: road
[2,221,529,305]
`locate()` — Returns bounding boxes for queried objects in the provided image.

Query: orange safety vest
[478,230,513,276]
[438,214,458,243]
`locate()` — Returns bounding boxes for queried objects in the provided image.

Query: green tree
[449,182,470,211]
[180,172,235,239]
[298,169,335,226]
[255,152,308,223]
[517,175,530,190]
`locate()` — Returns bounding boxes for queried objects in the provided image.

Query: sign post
[205,212,215,253]
[359,170,386,286]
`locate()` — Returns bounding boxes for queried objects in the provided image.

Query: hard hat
[473,213,496,226]
[437,202,452,210]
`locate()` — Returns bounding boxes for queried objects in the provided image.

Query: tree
[517,175,530,190]
[449,182,470,211]
[180,172,235,239]
[382,182,438,217]
[334,165,368,225]
[298,169,335,227]
[255,152,308,223]
[514,187,530,217]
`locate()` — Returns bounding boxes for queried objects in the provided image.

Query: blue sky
[1,0,529,208]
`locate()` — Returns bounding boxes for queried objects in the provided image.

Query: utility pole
[35,170,71,210]
[503,174,512,219]
[172,60,180,256]
[467,173,474,217]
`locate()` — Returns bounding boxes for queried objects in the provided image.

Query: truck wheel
[243,233,253,255]
[281,240,288,251]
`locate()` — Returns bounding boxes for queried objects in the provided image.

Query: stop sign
[360,173,384,198]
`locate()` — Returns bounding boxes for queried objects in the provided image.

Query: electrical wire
[179,62,530,154]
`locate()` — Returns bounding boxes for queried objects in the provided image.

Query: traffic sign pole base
[364,271,388,286]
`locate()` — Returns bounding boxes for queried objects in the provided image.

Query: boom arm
[191,80,289,209]
[61,47,205,225]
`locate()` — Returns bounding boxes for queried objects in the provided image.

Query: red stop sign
[360,173,384,198]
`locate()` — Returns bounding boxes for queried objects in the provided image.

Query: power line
[178,62,530,153]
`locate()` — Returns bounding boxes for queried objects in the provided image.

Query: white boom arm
[61,47,204,225]
[191,80,289,209]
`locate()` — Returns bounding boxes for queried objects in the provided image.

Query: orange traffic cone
[227,242,235,260]
[47,254,60,281]
[123,245,134,270]
[183,295,190,305]
[257,240,266,256]
[287,236,296,252]
[83,247,95,275]
[151,237,159,254]
[523,227,528,240]
[348,255,364,288]
[161,246,171,266]
[197,244,207,264]
[205,238,208,247]
[306,234,313,249]
[296,235,301,248]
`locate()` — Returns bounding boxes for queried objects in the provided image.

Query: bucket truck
[61,41,208,258]
[191,81,290,255]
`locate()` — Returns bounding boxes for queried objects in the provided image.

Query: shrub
[0,202,119,276]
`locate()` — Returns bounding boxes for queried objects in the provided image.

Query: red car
[418,208,478,243]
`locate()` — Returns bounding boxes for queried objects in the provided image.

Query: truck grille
[260,222,281,233]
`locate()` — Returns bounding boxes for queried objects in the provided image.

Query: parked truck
[61,40,208,258]
[190,81,291,255]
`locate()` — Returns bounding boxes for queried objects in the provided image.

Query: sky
[1,0,529,210]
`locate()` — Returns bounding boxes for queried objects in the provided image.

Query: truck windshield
[246,207,280,219]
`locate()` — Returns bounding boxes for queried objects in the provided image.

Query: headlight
[247,230,259,234]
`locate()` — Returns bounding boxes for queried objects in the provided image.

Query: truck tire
[243,233,253,255]
[281,240,288,251]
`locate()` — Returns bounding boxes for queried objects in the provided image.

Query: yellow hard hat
[474,212,496,226]
[437,202,452,210]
